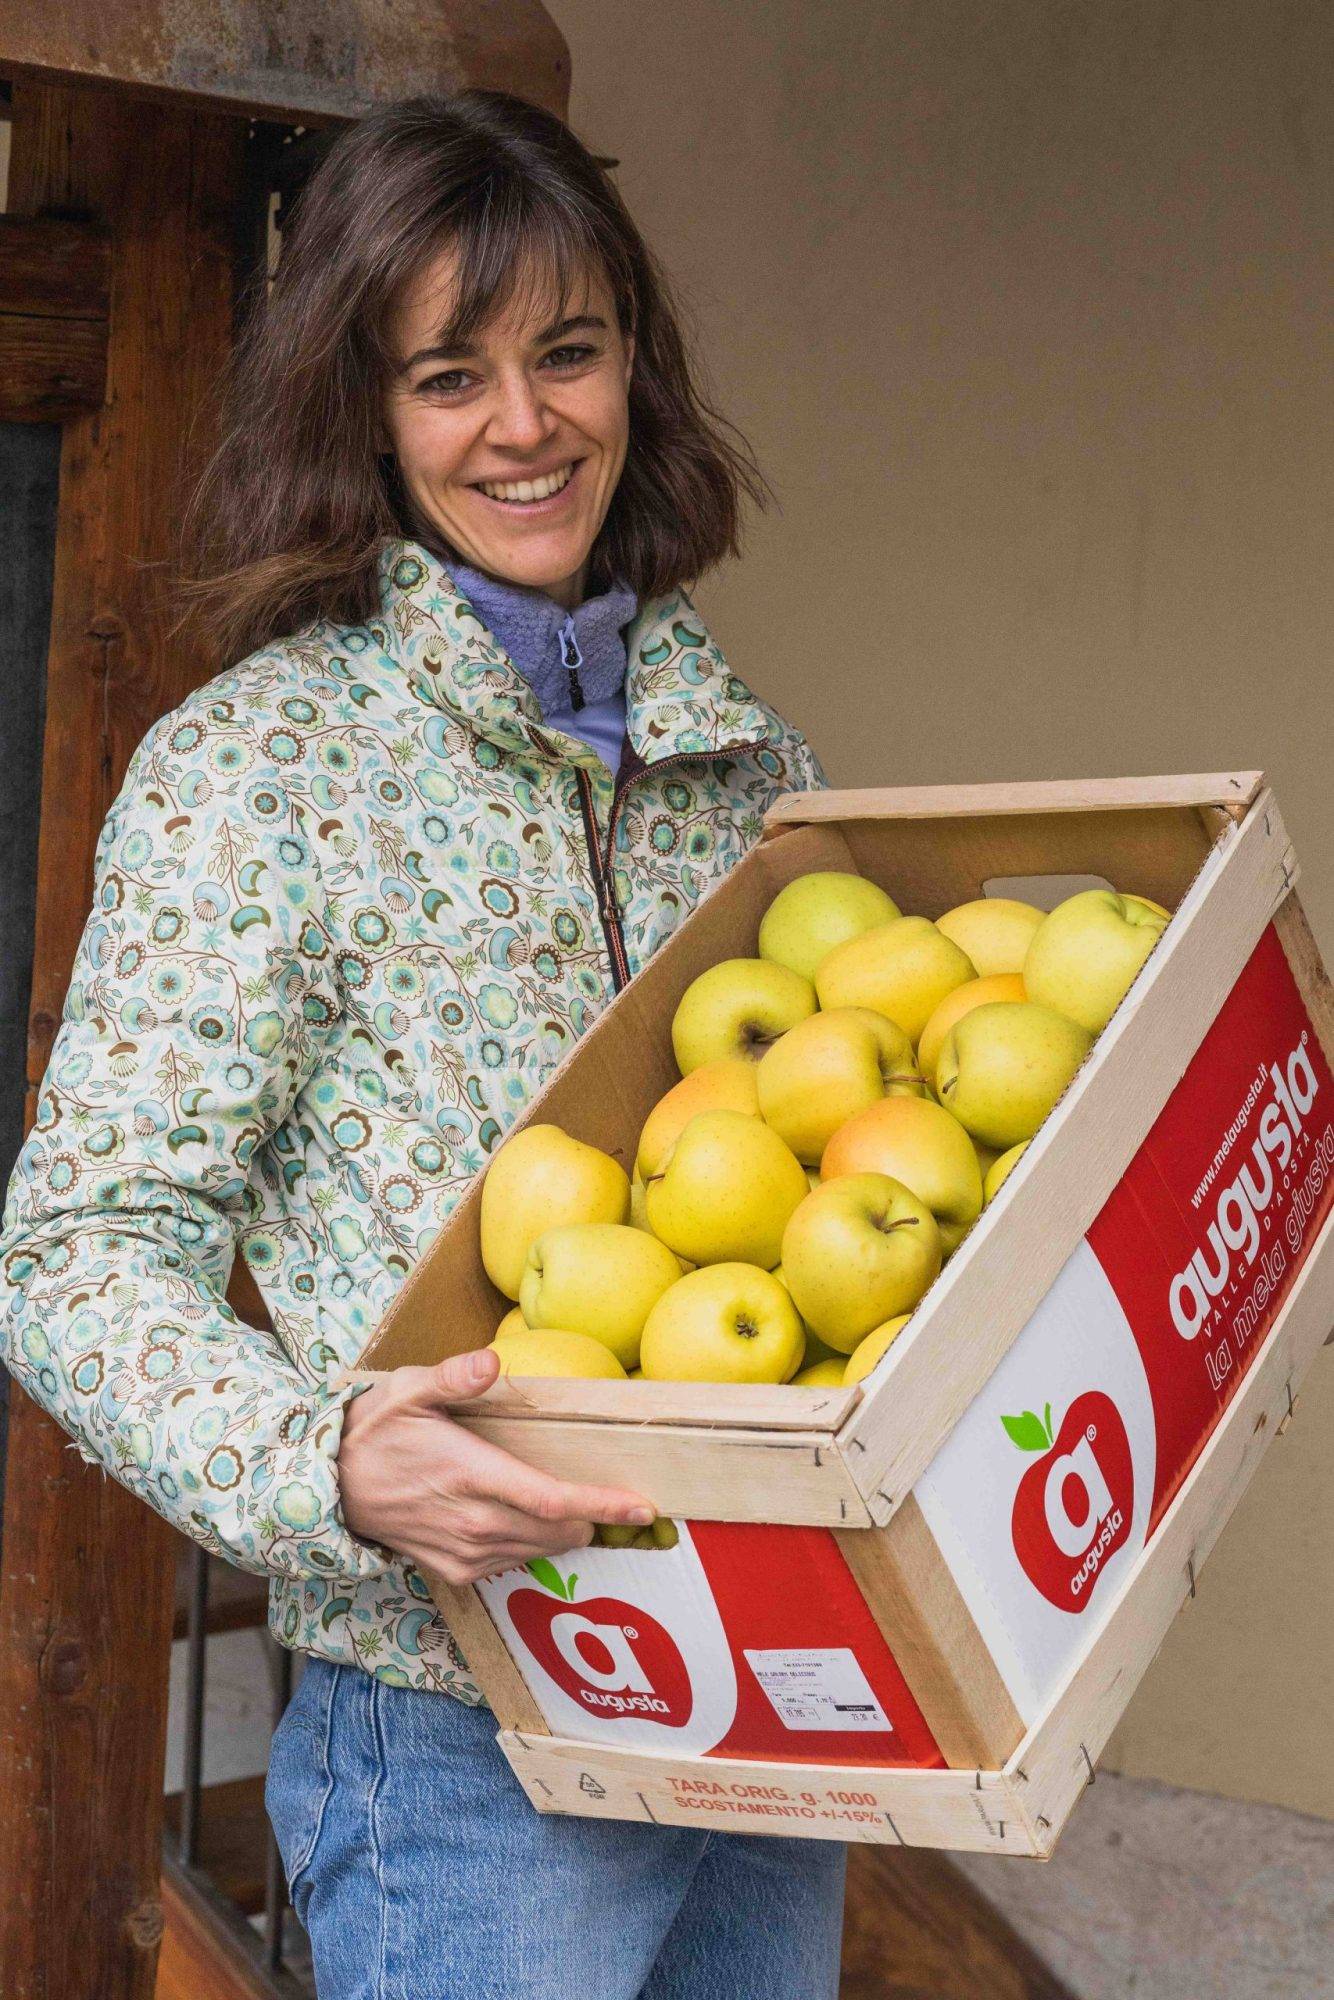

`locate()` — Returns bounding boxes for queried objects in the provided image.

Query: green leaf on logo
[526,1557,570,1599]
[1001,1410,1052,1452]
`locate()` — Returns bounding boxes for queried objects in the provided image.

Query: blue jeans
[266,1656,847,1999]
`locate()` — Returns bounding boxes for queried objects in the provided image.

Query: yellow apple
[489,1327,628,1380]
[793,1358,848,1386]
[494,1305,526,1340]
[936,1002,1093,1149]
[671,958,816,1073]
[935,897,1045,976]
[755,1007,923,1164]
[983,1140,1030,1203]
[820,1094,983,1255]
[636,1057,760,1178]
[772,1264,842,1368]
[519,1222,685,1370]
[1125,893,1171,920]
[480,1124,630,1299]
[805,1168,822,1190]
[814,916,976,1047]
[844,1315,911,1384]
[629,1170,653,1233]
[972,1136,1002,1180]
[758,870,900,982]
[917,973,1027,1090]
[780,1172,942,1352]
[645,1109,808,1268]
[639,1263,805,1383]
[1023,889,1170,1033]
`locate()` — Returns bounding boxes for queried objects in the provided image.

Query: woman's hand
[335,1347,657,1586]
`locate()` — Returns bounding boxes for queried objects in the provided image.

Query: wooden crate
[346,774,1334,1856]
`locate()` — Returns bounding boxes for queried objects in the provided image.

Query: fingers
[425,1522,595,1590]
[454,1432,656,1528]
[455,1496,596,1549]
[424,1348,500,1406]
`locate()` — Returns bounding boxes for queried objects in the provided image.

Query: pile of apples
[478,877,1169,1389]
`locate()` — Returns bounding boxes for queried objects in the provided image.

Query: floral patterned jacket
[0,538,827,1697]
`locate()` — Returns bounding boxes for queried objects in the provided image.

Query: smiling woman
[177,90,768,661]
[381,250,634,607]
[1,88,840,2000]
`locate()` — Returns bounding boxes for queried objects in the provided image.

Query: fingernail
[466,1350,493,1381]
[628,1507,655,1526]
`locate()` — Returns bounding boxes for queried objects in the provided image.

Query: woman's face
[381,247,634,611]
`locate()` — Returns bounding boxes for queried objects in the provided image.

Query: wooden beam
[0,216,110,420]
[0,0,572,123]
[0,83,250,2000]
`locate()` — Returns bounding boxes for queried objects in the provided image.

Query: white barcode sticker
[743,1647,893,1733]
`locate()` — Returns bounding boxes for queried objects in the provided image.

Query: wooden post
[0,83,248,2000]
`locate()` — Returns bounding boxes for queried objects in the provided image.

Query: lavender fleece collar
[447,557,638,717]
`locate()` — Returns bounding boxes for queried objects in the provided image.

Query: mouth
[468,458,586,514]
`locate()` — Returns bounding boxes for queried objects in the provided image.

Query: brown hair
[176,90,771,666]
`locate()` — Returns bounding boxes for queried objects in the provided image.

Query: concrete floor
[957,1771,1334,1999]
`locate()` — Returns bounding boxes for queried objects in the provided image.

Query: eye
[418,369,472,396]
[543,344,598,368]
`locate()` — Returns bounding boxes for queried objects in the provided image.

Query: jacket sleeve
[0,720,396,1585]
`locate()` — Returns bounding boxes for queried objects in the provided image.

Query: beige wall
[555,0,1334,1817]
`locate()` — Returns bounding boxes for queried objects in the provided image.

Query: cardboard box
[348,774,1334,1856]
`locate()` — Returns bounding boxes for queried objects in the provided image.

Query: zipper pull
[560,616,585,712]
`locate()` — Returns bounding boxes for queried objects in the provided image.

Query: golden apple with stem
[481,1124,630,1300]
[1023,889,1170,1034]
[489,1327,628,1379]
[759,871,900,982]
[936,1002,1092,1150]
[636,1057,760,1178]
[781,1173,941,1352]
[639,1263,805,1384]
[917,974,1027,1092]
[645,1108,809,1268]
[935,898,1044,977]
[815,916,976,1048]
[820,1094,984,1256]
[519,1223,685,1370]
[671,958,816,1073]
[756,1007,923,1164]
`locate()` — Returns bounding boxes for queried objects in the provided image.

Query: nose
[485,367,556,453]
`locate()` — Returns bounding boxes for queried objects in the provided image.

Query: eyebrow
[400,313,608,374]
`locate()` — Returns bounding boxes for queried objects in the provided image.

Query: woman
[0,92,841,1997]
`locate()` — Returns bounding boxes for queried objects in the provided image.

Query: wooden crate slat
[450,1415,874,1526]
[762,770,1266,833]
[335,1364,860,1434]
[499,1728,1039,1854]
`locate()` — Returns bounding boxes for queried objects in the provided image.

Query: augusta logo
[1005,1392,1133,1613]
[507,1559,693,1727]
[1171,1034,1319,1340]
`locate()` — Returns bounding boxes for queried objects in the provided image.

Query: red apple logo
[1006,1392,1133,1614]
[506,1558,693,1727]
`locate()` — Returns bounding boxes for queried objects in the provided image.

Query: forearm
[1,1184,395,1585]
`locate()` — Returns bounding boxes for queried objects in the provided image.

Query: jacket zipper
[573,739,768,997]
[575,766,632,991]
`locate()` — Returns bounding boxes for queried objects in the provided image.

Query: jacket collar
[374,537,780,771]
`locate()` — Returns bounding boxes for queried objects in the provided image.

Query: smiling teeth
[478,463,575,503]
